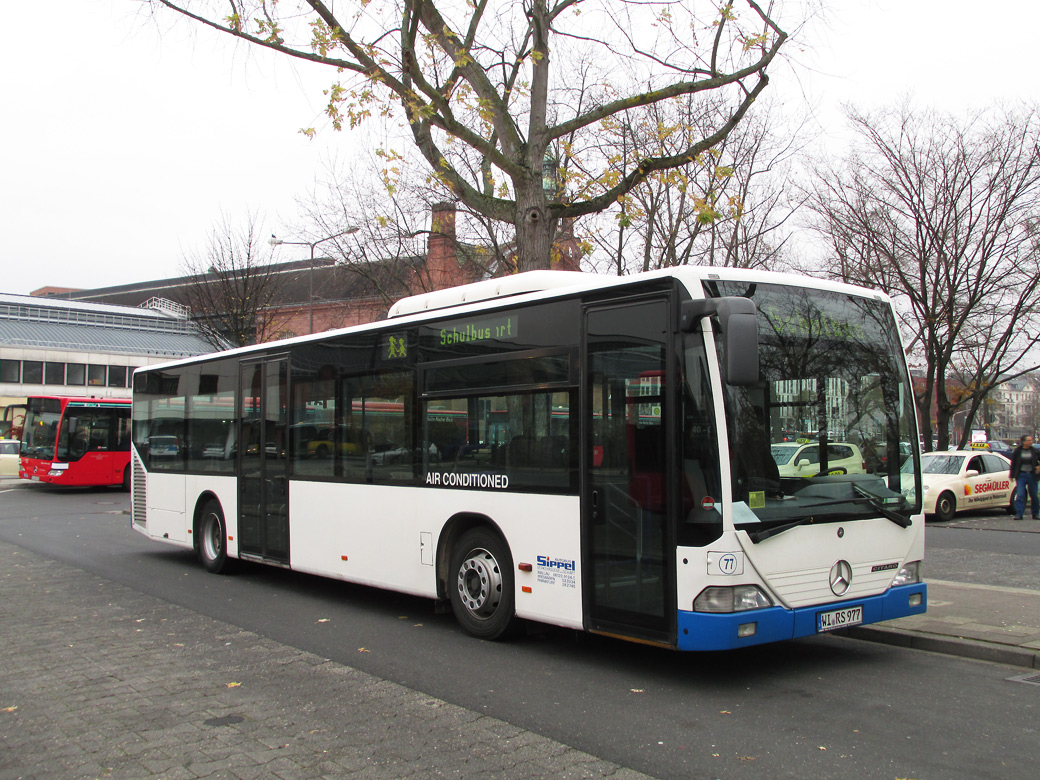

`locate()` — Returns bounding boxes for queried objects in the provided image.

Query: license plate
[817,605,863,632]
[30,476,40,481]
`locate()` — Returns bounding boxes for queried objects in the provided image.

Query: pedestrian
[1008,434,1040,520]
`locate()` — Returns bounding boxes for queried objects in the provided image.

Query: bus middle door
[239,358,290,564]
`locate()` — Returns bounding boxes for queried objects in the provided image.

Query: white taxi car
[0,439,19,476]
[770,440,866,478]
[906,449,1014,522]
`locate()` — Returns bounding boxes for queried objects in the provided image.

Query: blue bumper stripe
[676,583,927,651]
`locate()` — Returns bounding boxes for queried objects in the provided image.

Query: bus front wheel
[449,528,519,640]
[198,500,230,574]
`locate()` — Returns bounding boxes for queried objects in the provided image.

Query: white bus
[131,268,926,650]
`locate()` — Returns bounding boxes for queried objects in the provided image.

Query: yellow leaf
[226,682,242,688]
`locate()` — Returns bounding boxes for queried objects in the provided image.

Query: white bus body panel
[143,472,188,543]
[289,482,583,630]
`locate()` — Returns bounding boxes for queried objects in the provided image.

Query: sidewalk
[846,579,1040,670]
[845,513,1040,670]
[0,540,654,780]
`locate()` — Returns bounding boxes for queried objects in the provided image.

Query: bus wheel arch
[194,494,231,574]
[438,515,520,640]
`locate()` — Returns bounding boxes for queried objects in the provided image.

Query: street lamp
[269,226,359,334]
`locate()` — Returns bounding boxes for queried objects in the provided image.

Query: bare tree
[804,103,1040,450]
[145,1,789,272]
[181,213,289,347]
[582,96,806,274]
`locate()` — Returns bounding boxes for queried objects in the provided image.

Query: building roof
[0,292,217,358]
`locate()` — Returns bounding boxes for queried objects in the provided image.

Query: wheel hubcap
[202,514,222,560]
[457,548,502,618]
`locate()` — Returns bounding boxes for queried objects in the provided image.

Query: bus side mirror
[680,298,760,386]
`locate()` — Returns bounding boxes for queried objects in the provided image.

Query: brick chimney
[425,202,458,290]
[550,217,582,272]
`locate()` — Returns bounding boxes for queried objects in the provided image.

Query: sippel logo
[537,556,575,571]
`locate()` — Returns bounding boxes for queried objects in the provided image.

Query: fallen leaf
[1,706,17,713]
[226,682,242,688]
[630,689,644,693]
[316,618,330,623]
[358,648,371,653]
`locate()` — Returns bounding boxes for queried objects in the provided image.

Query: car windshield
[914,454,964,475]
[704,281,921,526]
[769,444,800,465]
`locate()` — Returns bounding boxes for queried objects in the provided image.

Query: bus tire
[449,527,519,640]
[198,500,230,574]
[122,464,131,492]
[934,492,956,523]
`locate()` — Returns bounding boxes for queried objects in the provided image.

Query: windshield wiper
[747,518,813,543]
[745,496,911,543]
[851,485,913,528]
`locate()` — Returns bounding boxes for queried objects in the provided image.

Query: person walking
[1008,434,1040,520]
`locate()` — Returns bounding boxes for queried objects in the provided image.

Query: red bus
[19,396,132,489]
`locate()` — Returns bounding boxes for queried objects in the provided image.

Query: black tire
[934,491,956,522]
[198,500,230,574]
[449,527,519,640]
[122,464,131,492]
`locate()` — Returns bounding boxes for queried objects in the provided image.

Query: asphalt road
[925,513,1040,590]
[2,481,1038,780]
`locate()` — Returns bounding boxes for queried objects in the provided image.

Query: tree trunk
[513,181,556,272]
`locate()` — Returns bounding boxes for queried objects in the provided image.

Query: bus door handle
[591,489,603,524]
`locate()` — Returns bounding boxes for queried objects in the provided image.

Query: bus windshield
[20,398,61,460]
[705,281,920,527]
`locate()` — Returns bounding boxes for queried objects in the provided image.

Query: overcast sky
[2,1,1036,296]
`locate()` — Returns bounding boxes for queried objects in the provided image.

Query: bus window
[426,390,575,492]
[186,366,237,472]
[338,371,414,484]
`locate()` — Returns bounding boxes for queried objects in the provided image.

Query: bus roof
[133,267,892,375]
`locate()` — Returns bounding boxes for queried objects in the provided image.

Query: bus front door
[584,299,672,643]
[239,358,290,564]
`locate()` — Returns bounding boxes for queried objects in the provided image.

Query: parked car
[0,439,19,476]
[770,441,866,478]
[148,435,180,458]
[904,449,1013,522]
[984,440,1014,457]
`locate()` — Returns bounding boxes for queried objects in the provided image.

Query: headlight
[693,585,773,613]
[890,561,921,587]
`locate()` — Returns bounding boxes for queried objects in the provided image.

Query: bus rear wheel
[198,500,230,574]
[449,528,519,640]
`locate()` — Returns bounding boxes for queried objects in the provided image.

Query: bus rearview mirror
[681,298,760,386]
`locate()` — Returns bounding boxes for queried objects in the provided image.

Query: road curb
[843,624,1040,669]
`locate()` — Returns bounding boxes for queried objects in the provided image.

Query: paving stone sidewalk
[0,541,654,780]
